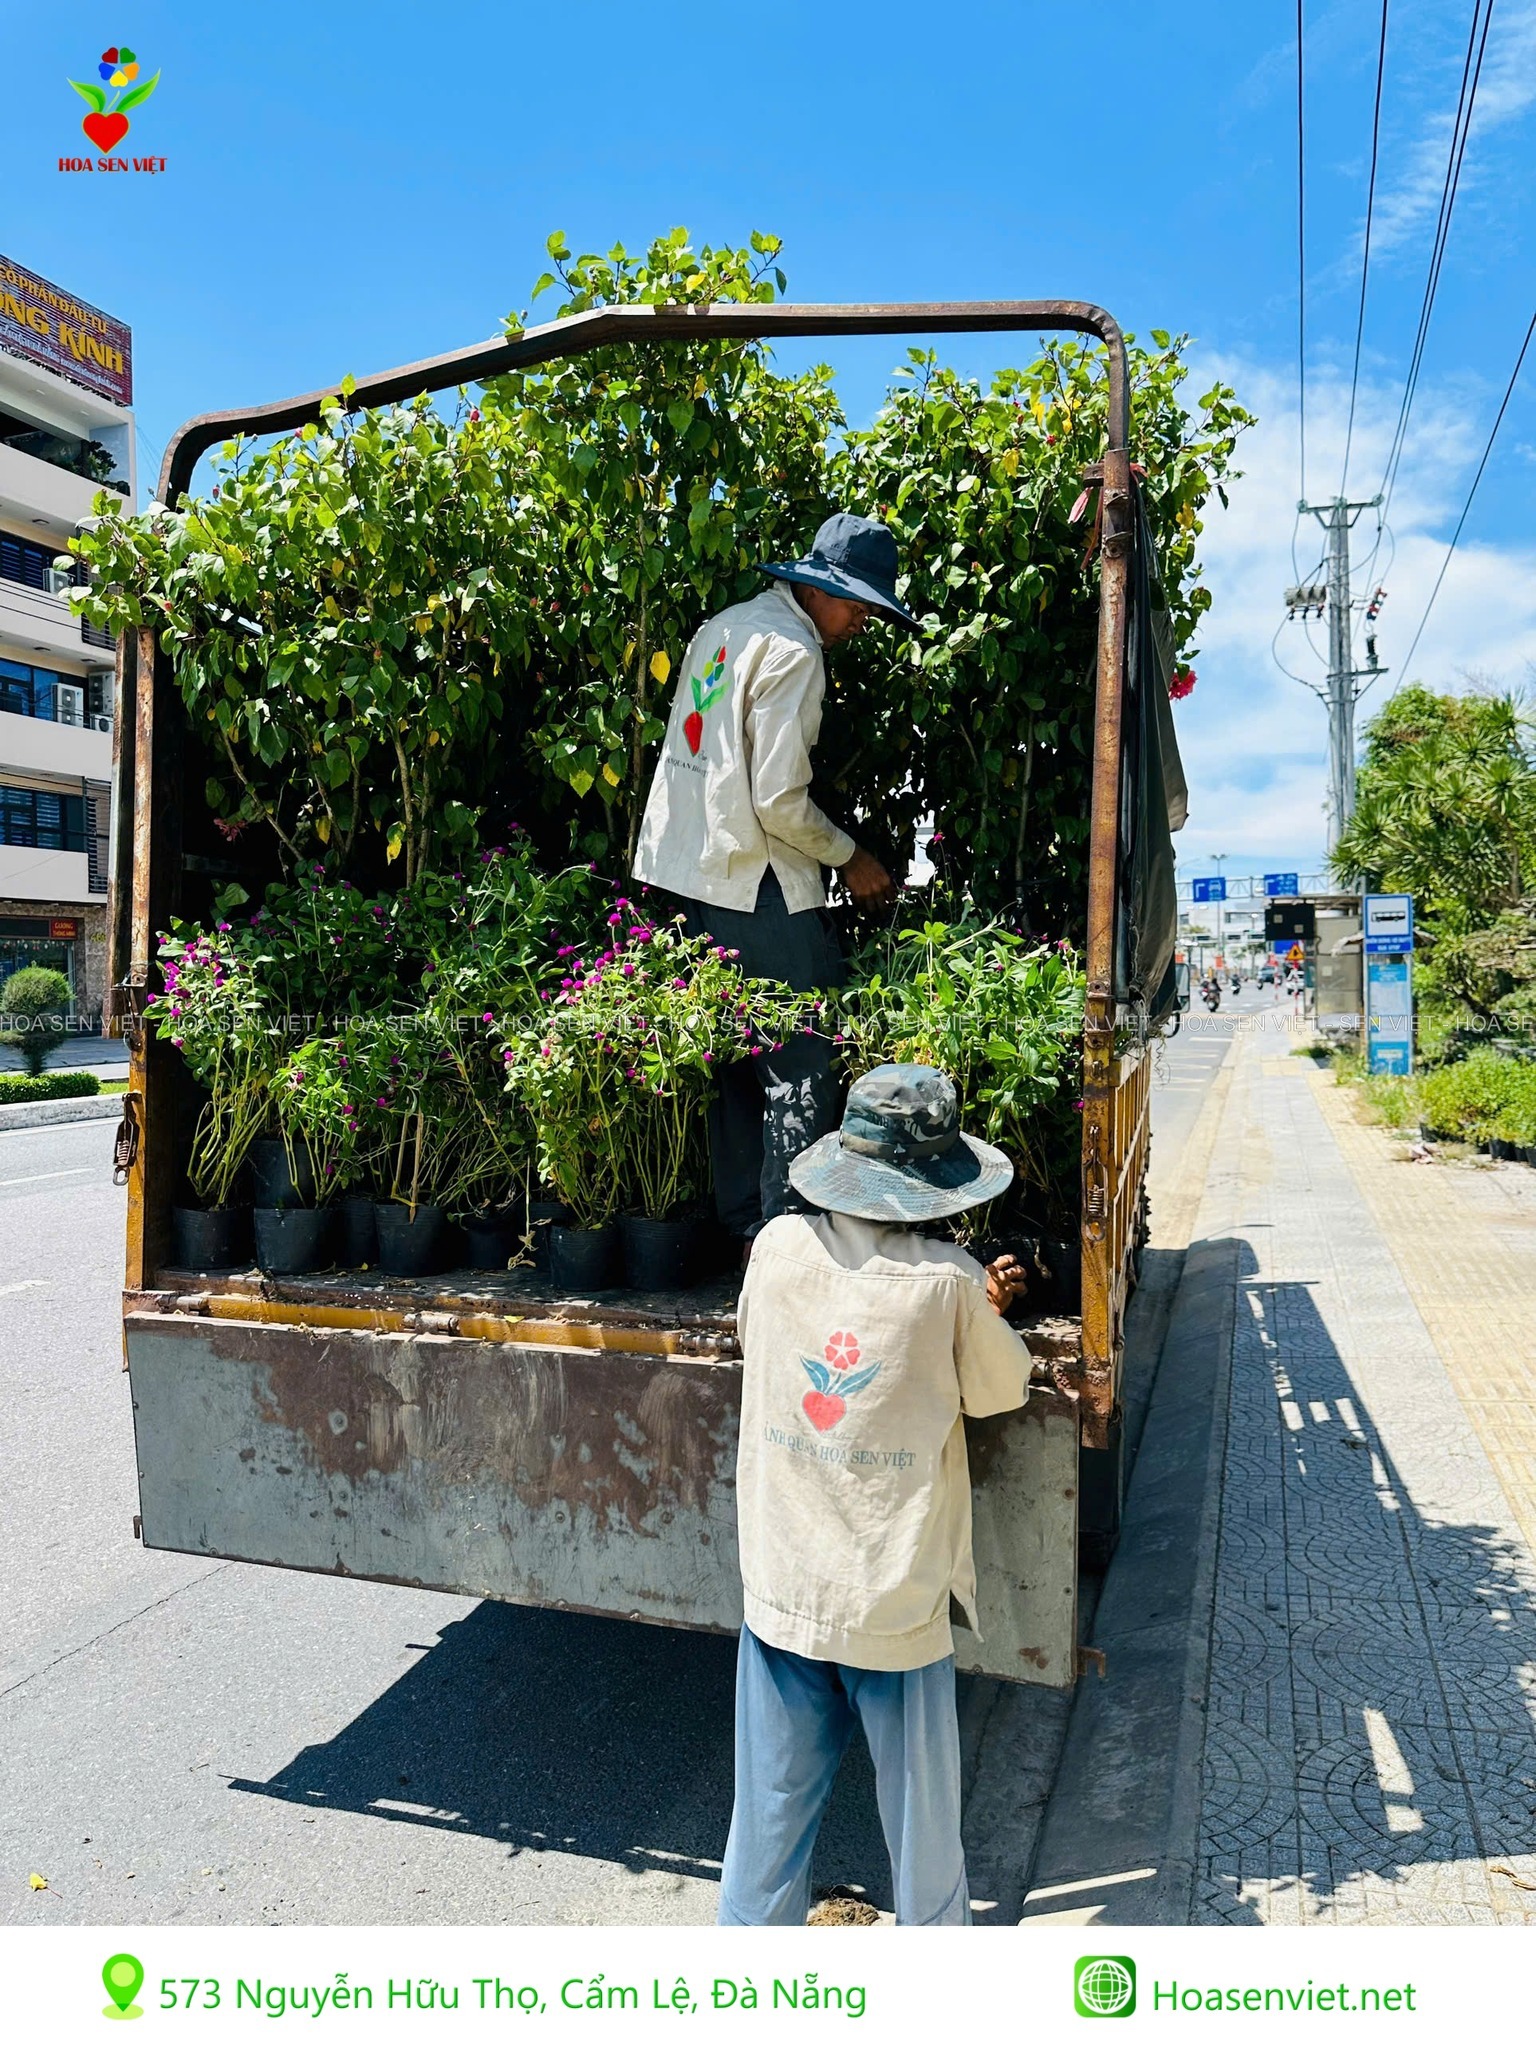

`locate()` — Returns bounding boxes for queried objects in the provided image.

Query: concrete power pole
[1287,494,1385,855]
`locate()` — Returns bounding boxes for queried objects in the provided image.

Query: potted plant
[505,910,795,1290]
[148,929,273,1267]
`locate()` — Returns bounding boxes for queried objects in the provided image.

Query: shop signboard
[0,252,132,405]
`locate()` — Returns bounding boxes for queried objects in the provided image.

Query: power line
[1379,0,1495,518]
[1296,0,1308,504]
[1341,0,1391,494]
[1398,303,1536,677]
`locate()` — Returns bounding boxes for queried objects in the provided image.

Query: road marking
[0,1167,94,1188]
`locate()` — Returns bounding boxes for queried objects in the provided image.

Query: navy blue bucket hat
[788,1064,1014,1224]
[760,512,920,629]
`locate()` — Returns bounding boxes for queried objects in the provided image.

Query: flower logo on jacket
[682,644,729,755]
[800,1330,881,1433]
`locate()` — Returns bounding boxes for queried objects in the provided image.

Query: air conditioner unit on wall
[53,682,85,726]
[90,713,113,734]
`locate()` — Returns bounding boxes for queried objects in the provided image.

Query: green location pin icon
[102,1953,145,2020]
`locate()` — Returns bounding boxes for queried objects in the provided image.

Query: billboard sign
[0,253,131,405]
[1263,872,1299,896]
[1191,876,1227,903]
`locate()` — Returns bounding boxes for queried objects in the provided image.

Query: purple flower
[482,1010,494,1023]
[703,1051,714,1063]
[376,1095,388,1107]
[607,912,623,926]
[217,921,231,933]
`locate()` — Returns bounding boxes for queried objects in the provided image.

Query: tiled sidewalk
[1191,1020,1536,1925]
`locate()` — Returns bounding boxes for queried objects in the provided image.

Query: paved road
[0,1006,1246,1929]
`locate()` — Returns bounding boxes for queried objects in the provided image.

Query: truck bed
[123,1266,1084,1686]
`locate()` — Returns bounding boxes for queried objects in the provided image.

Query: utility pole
[1285,494,1386,854]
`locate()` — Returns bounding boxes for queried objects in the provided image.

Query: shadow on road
[229,1602,894,1908]
[1197,1240,1536,1922]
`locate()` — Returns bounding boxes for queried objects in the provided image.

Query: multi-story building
[0,254,135,1029]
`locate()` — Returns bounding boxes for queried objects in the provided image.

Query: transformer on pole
[1283,494,1386,855]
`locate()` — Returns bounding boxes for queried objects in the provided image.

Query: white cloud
[1368,0,1536,263]
[1165,351,1536,876]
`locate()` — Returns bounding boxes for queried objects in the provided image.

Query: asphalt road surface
[0,1001,1258,1928]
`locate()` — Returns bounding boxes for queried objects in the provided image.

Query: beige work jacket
[631,585,856,914]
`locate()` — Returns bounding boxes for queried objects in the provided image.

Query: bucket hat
[788,1064,1014,1225]
[759,512,920,629]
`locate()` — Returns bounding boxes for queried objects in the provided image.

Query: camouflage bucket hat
[788,1064,1014,1225]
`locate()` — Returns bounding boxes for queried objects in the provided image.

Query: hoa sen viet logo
[61,45,164,173]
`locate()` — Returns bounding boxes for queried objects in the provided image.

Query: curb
[1018,1042,1245,1927]
[0,1095,124,1133]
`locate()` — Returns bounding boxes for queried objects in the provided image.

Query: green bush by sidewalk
[0,1071,102,1107]
[0,966,77,1076]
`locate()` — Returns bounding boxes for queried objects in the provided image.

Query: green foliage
[483,228,840,861]
[71,395,542,886]
[0,1070,100,1105]
[504,914,800,1227]
[1417,1049,1536,1146]
[73,228,1246,929]
[822,340,1250,921]
[834,916,1086,1225]
[1333,687,1536,933]
[0,967,77,1077]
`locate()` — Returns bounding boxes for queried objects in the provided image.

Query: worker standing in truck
[633,513,912,1249]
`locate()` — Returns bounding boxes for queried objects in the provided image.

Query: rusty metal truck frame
[109,299,1151,1630]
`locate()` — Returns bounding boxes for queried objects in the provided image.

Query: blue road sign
[1264,872,1299,896]
[1192,876,1227,903]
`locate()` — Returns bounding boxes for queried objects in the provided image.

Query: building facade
[0,256,134,1030]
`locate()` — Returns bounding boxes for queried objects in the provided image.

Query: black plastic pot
[1526,1145,1536,1169]
[336,1194,378,1267]
[172,1204,251,1270]
[549,1221,619,1292]
[254,1204,333,1275]
[620,1214,693,1290]
[373,1200,447,1277]
[1491,1138,1519,1161]
[247,1137,316,1209]
[464,1213,519,1271]
[527,1198,571,1273]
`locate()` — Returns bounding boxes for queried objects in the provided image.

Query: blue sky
[8,1,1536,884]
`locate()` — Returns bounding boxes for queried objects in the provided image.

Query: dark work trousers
[674,867,845,1239]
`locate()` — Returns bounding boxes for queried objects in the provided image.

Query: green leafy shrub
[1417,1050,1522,1145]
[834,915,1086,1227]
[505,913,798,1228]
[0,967,77,1077]
[73,228,1248,931]
[0,1070,101,1105]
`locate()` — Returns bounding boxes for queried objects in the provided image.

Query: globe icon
[1077,1958,1135,2017]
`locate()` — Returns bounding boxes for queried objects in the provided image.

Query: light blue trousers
[717,1624,972,1927]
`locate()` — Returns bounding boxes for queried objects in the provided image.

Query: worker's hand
[839,846,896,910]
[985,1253,1028,1316]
